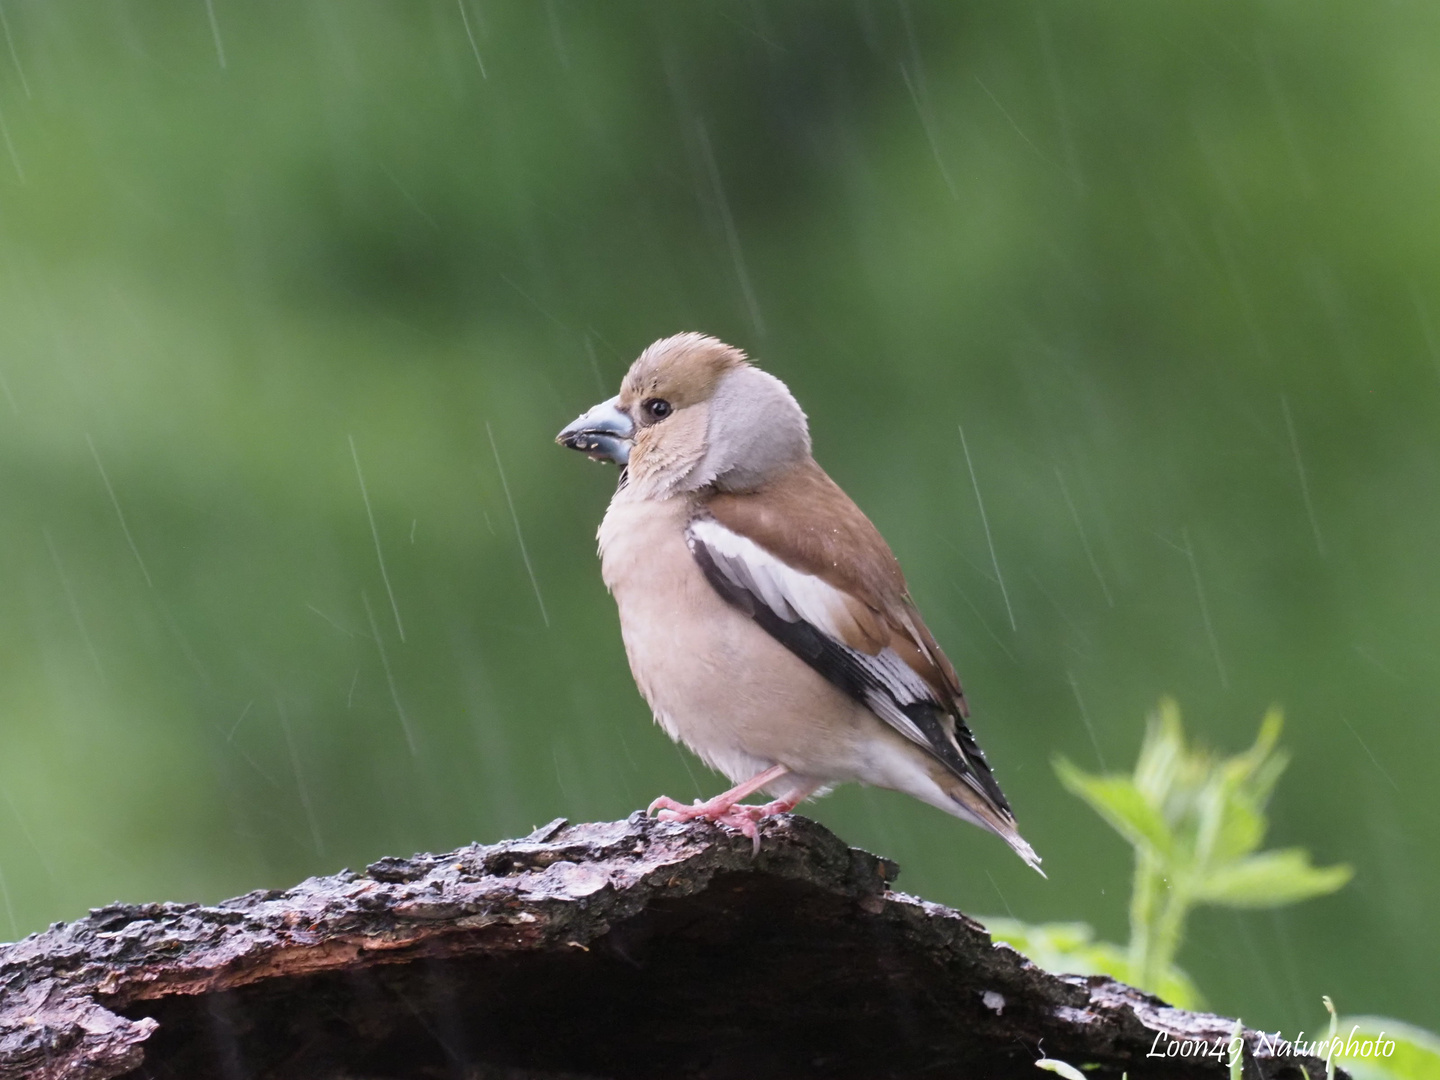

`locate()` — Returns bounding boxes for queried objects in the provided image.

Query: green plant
[1319,997,1440,1080]
[1033,1059,1088,1079]
[987,699,1352,1007]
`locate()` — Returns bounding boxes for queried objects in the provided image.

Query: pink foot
[647,794,799,853]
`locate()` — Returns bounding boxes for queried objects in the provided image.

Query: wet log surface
[0,813,1338,1080]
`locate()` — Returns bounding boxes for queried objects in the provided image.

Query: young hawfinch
[557,333,1041,872]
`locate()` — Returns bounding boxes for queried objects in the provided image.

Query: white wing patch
[685,517,849,637]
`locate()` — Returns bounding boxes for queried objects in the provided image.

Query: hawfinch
[557,333,1041,872]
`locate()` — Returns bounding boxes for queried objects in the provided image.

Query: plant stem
[1128,851,1160,984]
[1123,846,1192,996]
[1129,848,1191,992]
[1149,877,1190,991]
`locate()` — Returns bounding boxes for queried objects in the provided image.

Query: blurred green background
[1,0,1436,1033]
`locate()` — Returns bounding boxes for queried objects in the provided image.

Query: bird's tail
[996,822,1045,877]
[941,773,1045,877]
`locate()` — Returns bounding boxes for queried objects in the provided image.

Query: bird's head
[557,332,810,498]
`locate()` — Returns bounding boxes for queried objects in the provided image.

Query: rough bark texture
[0,813,1338,1080]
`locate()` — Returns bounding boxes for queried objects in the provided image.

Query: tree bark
[0,813,1339,1080]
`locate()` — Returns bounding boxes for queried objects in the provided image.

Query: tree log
[0,814,1339,1079]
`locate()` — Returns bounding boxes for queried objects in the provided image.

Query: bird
[556,333,1041,872]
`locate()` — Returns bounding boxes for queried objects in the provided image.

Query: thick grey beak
[556,395,634,466]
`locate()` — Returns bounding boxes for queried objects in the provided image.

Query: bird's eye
[642,398,672,421]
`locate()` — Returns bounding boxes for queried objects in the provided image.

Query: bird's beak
[556,395,635,466]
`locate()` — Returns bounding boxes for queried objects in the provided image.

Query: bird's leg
[741,785,821,819]
[648,765,819,852]
[647,763,789,821]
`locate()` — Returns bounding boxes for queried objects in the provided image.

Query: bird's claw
[647,794,793,854]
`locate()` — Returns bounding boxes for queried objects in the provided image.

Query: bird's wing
[690,465,1012,817]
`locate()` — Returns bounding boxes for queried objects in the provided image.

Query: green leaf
[983,918,1203,1010]
[1230,706,1285,784]
[1055,757,1174,857]
[1035,1059,1088,1079]
[1241,743,1290,811]
[1134,697,1186,803]
[1192,849,1353,908]
[1330,1016,1440,1080]
[1210,793,1266,862]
